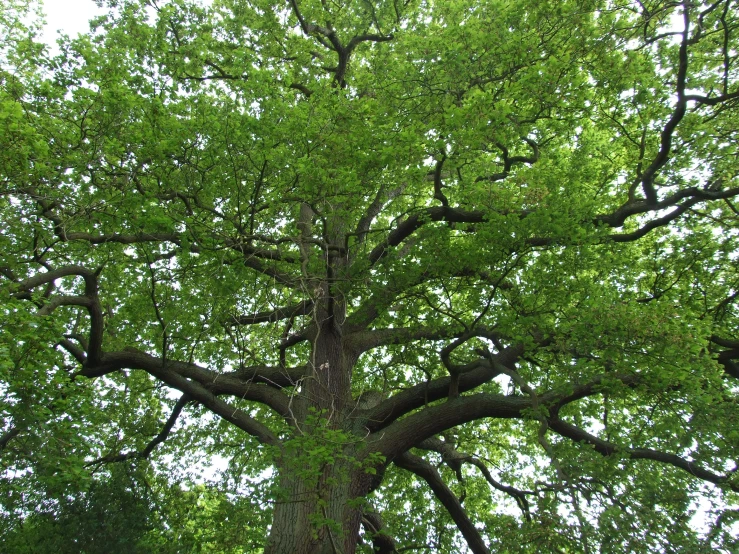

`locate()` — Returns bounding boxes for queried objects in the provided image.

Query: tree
[2,464,158,554]
[1,463,269,554]
[2,0,739,551]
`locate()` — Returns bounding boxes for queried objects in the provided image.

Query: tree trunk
[265,294,370,553]
[265,460,369,554]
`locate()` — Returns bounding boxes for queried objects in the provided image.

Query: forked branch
[417,437,533,521]
[13,266,104,366]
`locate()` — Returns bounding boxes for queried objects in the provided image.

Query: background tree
[2,0,739,552]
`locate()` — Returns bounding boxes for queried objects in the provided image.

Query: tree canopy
[2,0,739,552]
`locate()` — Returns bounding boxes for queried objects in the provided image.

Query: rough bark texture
[265,452,372,554]
[265,291,370,554]
[266,470,354,553]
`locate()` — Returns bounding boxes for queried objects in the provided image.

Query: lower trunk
[264,302,370,552]
[264,461,370,554]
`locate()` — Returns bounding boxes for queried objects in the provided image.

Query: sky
[39,0,106,50]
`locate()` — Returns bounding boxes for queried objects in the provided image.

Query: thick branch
[0,427,21,451]
[372,365,644,460]
[361,512,396,554]
[229,300,313,326]
[637,8,690,204]
[685,89,739,105]
[601,182,739,227]
[226,239,301,263]
[289,0,334,50]
[711,335,739,379]
[235,363,309,388]
[81,349,292,417]
[609,198,699,242]
[432,155,449,207]
[346,324,460,355]
[57,338,87,364]
[395,452,491,554]
[374,392,529,462]
[60,231,181,245]
[241,255,298,288]
[345,33,394,52]
[289,82,313,97]
[140,360,280,445]
[364,345,523,433]
[711,336,739,349]
[368,206,487,265]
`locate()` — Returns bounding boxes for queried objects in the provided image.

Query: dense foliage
[2,0,739,552]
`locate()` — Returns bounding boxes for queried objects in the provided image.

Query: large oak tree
[2,0,739,552]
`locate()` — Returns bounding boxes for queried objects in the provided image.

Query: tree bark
[265,288,370,553]
[265,459,371,554]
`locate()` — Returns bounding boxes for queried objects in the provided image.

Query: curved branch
[368,206,487,265]
[57,338,87,364]
[14,266,104,365]
[226,239,301,263]
[474,137,540,183]
[363,181,739,270]
[394,452,491,554]
[240,254,299,288]
[361,511,396,554]
[374,392,529,462]
[686,89,739,105]
[59,231,181,245]
[345,266,434,332]
[710,335,739,379]
[228,300,313,326]
[364,173,738,272]
[440,329,503,398]
[600,182,739,227]
[637,8,690,205]
[547,418,739,492]
[346,32,394,52]
[347,324,461,355]
[609,199,699,242]
[289,82,313,97]
[372,366,643,460]
[140,359,280,445]
[289,0,334,50]
[0,427,21,451]
[81,349,292,418]
[432,155,449,207]
[417,437,532,521]
[235,363,309,388]
[288,4,393,87]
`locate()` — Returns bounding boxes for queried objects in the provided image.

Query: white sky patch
[39,0,105,53]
